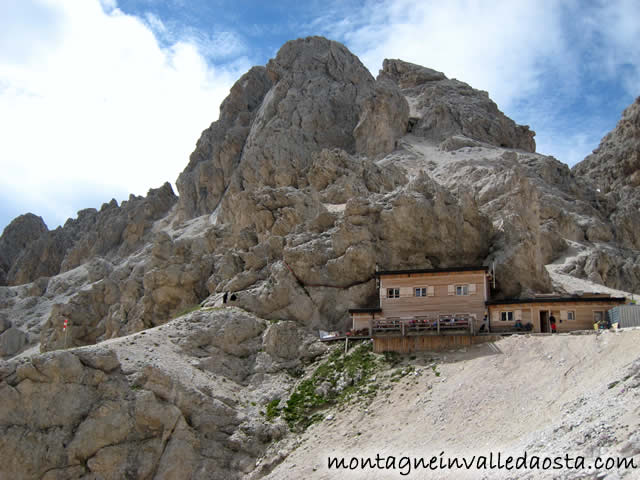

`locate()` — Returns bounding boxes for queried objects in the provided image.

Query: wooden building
[349,266,490,335]
[486,296,626,333]
[347,265,628,352]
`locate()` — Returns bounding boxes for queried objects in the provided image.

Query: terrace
[369,314,476,337]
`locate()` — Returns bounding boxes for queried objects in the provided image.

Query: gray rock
[263,321,301,360]
[574,97,640,250]
[0,327,27,357]
[0,314,11,334]
[0,213,48,286]
[4,183,177,286]
[380,59,536,152]
[176,66,273,219]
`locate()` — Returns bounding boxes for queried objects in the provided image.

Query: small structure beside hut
[349,266,627,353]
[608,304,640,329]
[487,295,626,333]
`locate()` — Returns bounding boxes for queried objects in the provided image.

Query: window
[387,288,400,299]
[415,287,427,297]
[593,311,604,322]
[500,311,513,321]
[567,311,575,321]
[455,284,469,296]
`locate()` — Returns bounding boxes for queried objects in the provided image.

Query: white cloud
[331,0,570,112]
[579,0,640,96]
[0,0,250,231]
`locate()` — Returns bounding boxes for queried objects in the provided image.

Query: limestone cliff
[1,36,639,359]
[0,36,639,478]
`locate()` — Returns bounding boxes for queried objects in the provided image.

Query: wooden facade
[349,267,490,338]
[378,269,488,324]
[351,311,378,331]
[487,297,626,333]
[347,265,628,353]
[373,334,501,353]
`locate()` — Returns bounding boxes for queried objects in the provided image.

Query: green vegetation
[390,365,415,382]
[431,364,441,377]
[265,398,281,420]
[382,351,401,366]
[282,342,378,432]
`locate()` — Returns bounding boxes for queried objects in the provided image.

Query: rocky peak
[572,97,640,251]
[176,66,273,219]
[3,183,177,286]
[233,36,408,190]
[177,36,409,220]
[1,36,639,360]
[573,96,640,192]
[379,58,447,88]
[0,213,48,285]
[1,37,640,477]
[379,58,536,152]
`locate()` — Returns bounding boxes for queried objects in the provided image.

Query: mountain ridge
[1,35,639,479]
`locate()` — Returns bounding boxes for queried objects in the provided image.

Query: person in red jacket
[550,314,557,333]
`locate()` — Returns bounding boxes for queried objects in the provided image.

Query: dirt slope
[261,330,640,480]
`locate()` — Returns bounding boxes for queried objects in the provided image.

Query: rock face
[178,36,409,221]
[176,67,273,219]
[567,97,640,290]
[574,97,640,251]
[0,309,324,479]
[4,183,177,287]
[0,213,48,286]
[1,36,639,359]
[379,59,536,152]
[1,35,640,479]
[574,97,640,193]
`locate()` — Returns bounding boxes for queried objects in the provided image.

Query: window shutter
[400,287,412,297]
[491,310,499,322]
[468,283,476,295]
[448,285,454,296]
[427,286,435,297]
[515,309,522,321]
[380,287,385,298]
[560,310,568,321]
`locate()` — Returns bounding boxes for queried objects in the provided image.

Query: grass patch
[383,351,401,366]
[282,342,378,432]
[431,365,441,377]
[265,398,281,420]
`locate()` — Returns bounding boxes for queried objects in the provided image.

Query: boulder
[0,327,27,357]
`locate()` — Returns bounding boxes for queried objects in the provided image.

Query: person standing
[550,314,557,333]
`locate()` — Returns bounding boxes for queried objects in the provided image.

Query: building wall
[379,271,487,323]
[352,312,375,331]
[373,334,501,353]
[488,301,624,333]
[609,305,640,328]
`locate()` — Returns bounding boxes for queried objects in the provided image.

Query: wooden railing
[372,315,475,336]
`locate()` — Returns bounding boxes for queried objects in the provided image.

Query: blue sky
[1,0,638,235]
